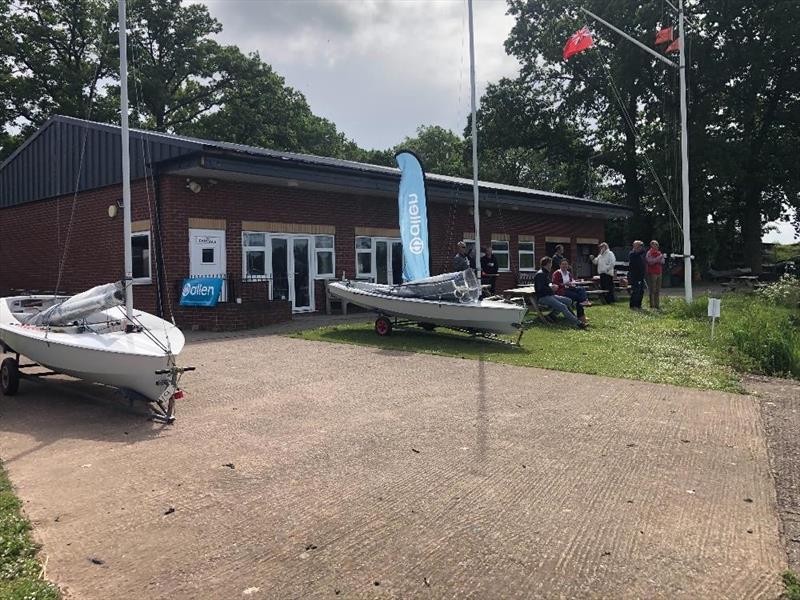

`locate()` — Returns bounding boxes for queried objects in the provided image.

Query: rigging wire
[592,45,683,233]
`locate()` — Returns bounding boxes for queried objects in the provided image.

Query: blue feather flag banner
[395,151,430,282]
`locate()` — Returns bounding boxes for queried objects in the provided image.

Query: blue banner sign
[396,151,430,282]
[179,277,223,307]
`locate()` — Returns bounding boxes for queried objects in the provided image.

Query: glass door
[292,237,312,312]
[391,241,403,284]
[271,237,290,302]
[374,238,403,285]
[375,240,389,284]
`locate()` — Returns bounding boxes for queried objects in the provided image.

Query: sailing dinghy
[0,0,191,421]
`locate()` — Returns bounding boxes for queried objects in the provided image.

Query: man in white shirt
[590,242,616,303]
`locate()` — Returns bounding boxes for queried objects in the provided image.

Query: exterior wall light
[186,179,202,194]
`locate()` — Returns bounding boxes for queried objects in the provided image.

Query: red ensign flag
[665,37,681,53]
[563,27,594,60]
[655,26,673,45]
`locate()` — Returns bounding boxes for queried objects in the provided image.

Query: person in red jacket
[645,240,666,309]
[552,259,590,323]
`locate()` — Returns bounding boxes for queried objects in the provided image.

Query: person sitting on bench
[552,259,590,324]
[533,257,586,329]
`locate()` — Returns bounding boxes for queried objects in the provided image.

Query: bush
[727,303,800,377]
[758,274,800,308]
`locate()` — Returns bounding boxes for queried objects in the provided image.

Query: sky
[195,0,797,244]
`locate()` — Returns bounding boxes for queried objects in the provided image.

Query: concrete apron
[0,335,785,599]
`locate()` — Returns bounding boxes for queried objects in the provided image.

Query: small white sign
[707,298,721,318]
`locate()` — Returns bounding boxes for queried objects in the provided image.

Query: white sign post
[707,298,721,339]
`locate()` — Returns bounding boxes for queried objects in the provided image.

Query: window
[356,236,373,278]
[491,240,510,271]
[314,235,335,278]
[519,240,536,271]
[131,232,151,283]
[202,248,215,264]
[243,232,267,279]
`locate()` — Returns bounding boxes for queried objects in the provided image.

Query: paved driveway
[0,333,786,598]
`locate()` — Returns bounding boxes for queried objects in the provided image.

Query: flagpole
[580,6,692,303]
[467,0,480,274]
[678,0,692,302]
[118,0,134,320]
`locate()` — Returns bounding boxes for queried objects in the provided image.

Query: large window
[356,236,373,278]
[242,232,335,280]
[491,239,510,271]
[314,235,335,279]
[131,232,151,283]
[519,240,536,271]
[243,232,267,279]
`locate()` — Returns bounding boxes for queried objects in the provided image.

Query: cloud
[196,0,520,149]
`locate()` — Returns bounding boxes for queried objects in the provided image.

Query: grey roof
[0,115,631,218]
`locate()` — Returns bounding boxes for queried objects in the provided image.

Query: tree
[1,0,116,159]
[392,125,468,177]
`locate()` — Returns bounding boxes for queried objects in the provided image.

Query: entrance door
[189,228,226,301]
[374,238,403,285]
[291,237,312,312]
[268,235,313,312]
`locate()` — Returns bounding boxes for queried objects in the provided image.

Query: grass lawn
[0,461,60,600]
[295,298,750,392]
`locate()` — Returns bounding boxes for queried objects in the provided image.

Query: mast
[467,0,480,271]
[118,0,133,319]
[678,0,692,301]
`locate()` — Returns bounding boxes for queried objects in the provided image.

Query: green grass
[0,461,60,600]
[783,570,800,600]
[294,299,751,392]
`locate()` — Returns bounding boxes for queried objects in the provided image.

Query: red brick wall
[0,174,606,329]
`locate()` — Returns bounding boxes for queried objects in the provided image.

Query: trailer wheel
[375,316,392,336]
[420,323,436,331]
[1,357,20,396]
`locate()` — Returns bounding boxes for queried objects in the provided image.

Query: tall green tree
[392,125,468,177]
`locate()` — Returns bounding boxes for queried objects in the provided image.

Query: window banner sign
[395,150,430,282]
[179,277,223,307]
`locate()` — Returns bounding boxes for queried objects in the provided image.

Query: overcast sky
[198,0,519,150]
[196,0,797,243]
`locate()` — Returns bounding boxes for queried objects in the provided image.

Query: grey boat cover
[363,270,481,303]
[24,282,125,326]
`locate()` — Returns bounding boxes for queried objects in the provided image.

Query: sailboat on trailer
[0,0,190,421]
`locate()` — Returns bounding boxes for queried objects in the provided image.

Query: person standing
[480,246,499,294]
[646,240,666,309]
[551,259,590,323]
[533,257,586,329]
[590,242,616,303]
[628,240,647,310]
[452,241,471,272]
[551,244,567,269]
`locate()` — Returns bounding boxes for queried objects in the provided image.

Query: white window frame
[242,232,269,281]
[491,239,510,272]
[355,236,374,279]
[518,239,536,272]
[131,231,152,284]
[314,235,336,279]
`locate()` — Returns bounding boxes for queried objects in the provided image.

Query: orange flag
[665,37,681,53]
[655,26,673,45]
[563,27,594,60]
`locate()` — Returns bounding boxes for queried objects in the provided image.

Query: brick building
[0,116,630,330]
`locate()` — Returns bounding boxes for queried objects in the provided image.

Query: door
[189,228,227,301]
[268,235,313,312]
[291,237,313,312]
[374,238,403,285]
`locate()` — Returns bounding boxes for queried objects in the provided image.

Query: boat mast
[467,0,480,272]
[118,0,133,320]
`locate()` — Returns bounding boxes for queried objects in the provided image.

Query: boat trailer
[371,313,526,346]
[0,342,194,424]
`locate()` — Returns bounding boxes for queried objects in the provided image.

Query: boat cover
[23,282,125,326]
[363,270,481,303]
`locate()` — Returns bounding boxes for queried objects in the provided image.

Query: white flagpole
[467,0,480,272]
[678,0,693,302]
[581,6,692,303]
[118,0,133,320]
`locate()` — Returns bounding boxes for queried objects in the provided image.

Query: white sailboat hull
[0,296,184,401]
[328,281,526,335]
